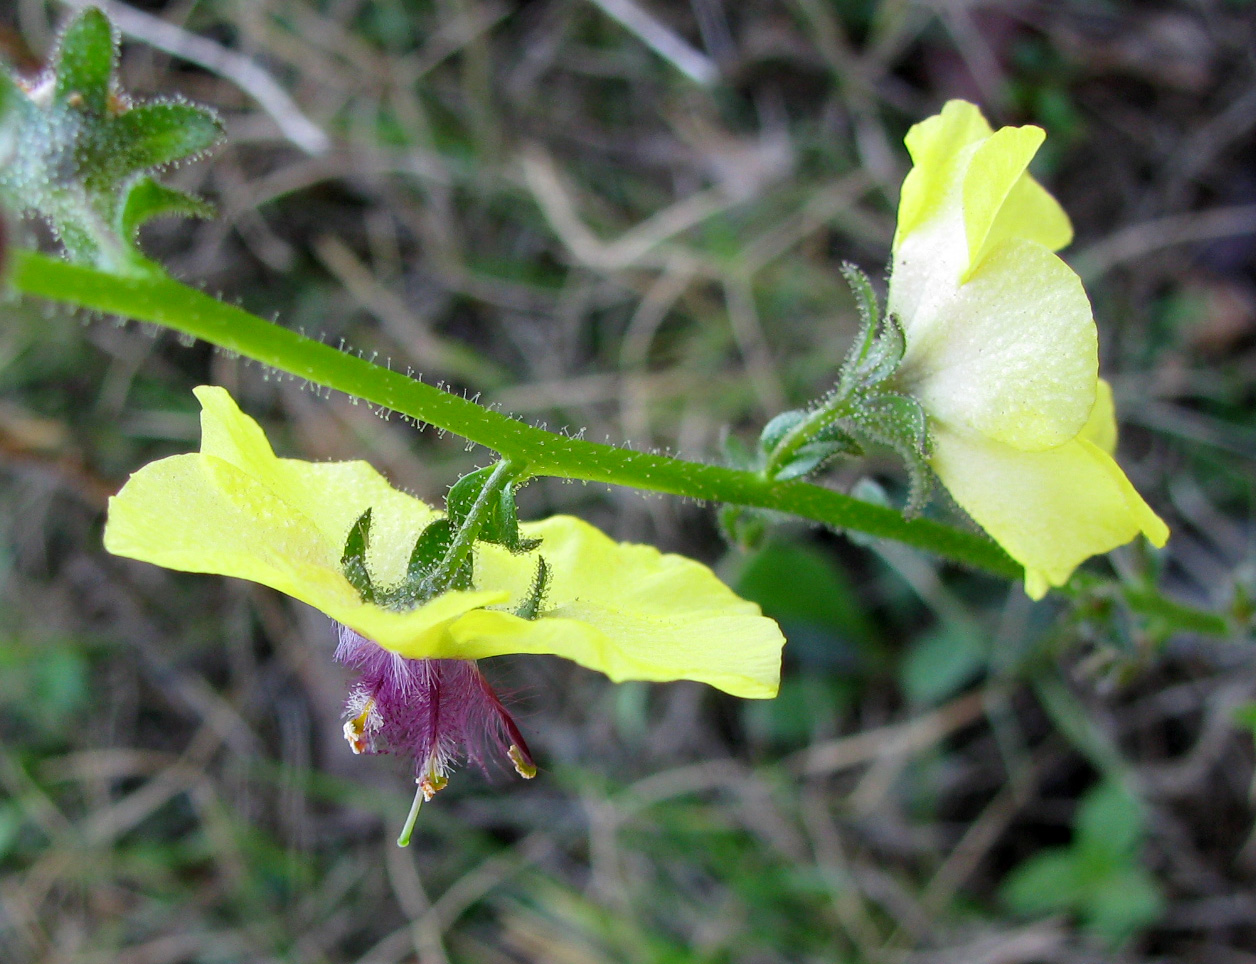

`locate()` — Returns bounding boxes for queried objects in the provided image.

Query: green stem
[7,249,1021,580]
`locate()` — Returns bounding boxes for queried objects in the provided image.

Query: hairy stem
[9,249,1021,579]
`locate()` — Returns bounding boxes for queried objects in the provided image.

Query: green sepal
[834,264,905,394]
[53,8,115,115]
[759,409,806,455]
[98,103,223,185]
[447,466,540,553]
[341,508,375,603]
[405,518,473,592]
[119,177,215,242]
[774,440,846,481]
[497,483,542,552]
[855,393,929,459]
[446,465,497,528]
[858,313,906,387]
[838,262,879,372]
[844,392,932,515]
[514,555,551,620]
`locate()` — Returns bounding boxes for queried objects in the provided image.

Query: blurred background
[1,0,1255,961]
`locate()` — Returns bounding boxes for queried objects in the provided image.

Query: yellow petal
[104,443,507,646]
[442,516,784,699]
[899,238,1097,450]
[895,100,993,249]
[889,101,1074,344]
[1082,379,1118,455]
[930,427,1169,600]
[191,386,440,580]
[105,387,785,698]
[979,173,1073,263]
[962,125,1061,277]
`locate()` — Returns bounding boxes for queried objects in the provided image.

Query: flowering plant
[3,6,1218,852]
[886,100,1169,598]
[104,386,784,840]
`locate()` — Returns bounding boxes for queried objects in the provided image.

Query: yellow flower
[888,100,1168,599]
[104,386,784,698]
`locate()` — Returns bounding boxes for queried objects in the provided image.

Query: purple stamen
[333,625,536,800]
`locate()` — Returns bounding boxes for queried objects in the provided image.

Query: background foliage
[1,0,1254,961]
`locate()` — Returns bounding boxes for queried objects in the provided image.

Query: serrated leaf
[119,177,214,240]
[774,440,846,481]
[106,102,223,178]
[759,409,807,454]
[0,7,221,272]
[340,509,375,603]
[53,8,115,115]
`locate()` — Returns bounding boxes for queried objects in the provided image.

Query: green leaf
[1085,867,1164,947]
[735,541,877,665]
[1000,849,1083,917]
[340,509,375,603]
[0,8,221,272]
[53,8,116,115]
[106,102,224,177]
[900,624,986,704]
[721,432,757,471]
[119,177,215,241]
[1076,781,1143,858]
